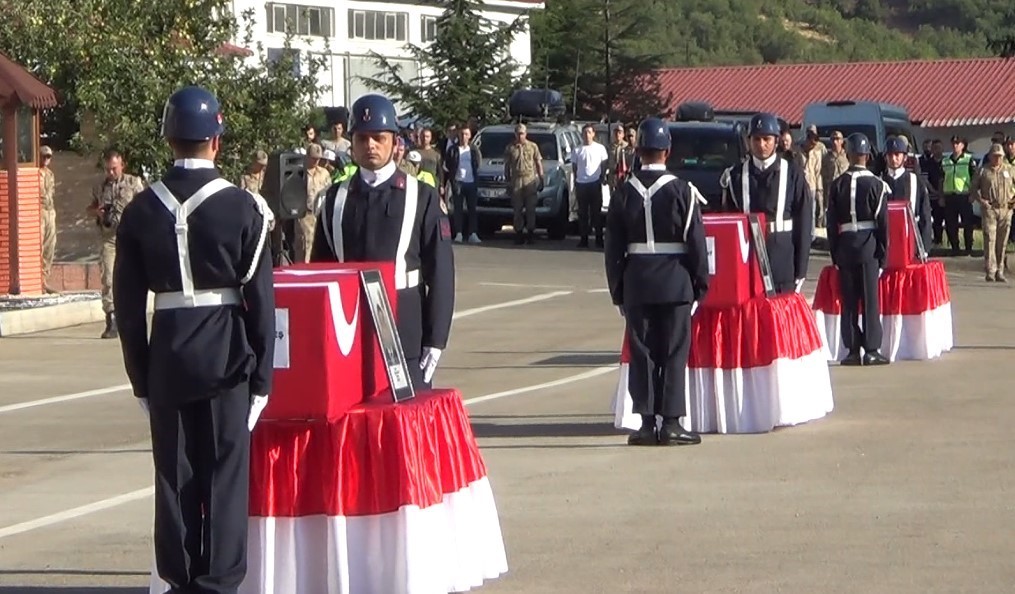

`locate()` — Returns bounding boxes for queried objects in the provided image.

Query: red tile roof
[655,58,1015,128]
[0,52,58,109]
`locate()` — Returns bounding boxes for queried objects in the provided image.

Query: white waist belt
[767,220,793,232]
[628,242,686,255]
[396,269,421,290]
[838,221,876,232]
[154,288,243,310]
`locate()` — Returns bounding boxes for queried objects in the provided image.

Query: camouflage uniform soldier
[240,150,268,193]
[39,146,57,292]
[295,143,332,263]
[88,150,144,338]
[504,123,544,244]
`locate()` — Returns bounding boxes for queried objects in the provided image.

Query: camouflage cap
[255,149,268,165]
[307,143,324,158]
[40,145,53,156]
[990,143,1004,156]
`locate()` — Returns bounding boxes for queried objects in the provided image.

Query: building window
[266,3,333,37]
[421,15,437,43]
[348,9,408,41]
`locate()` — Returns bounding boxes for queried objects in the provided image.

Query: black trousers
[944,193,974,251]
[575,181,603,242]
[931,196,945,244]
[838,259,882,354]
[150,385,251,594]
[626,302,691,418]
[452,181,478,237]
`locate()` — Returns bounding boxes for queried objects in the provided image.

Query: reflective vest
[943,153,973,194]
[333,163,357,183]
[417,170,437,188]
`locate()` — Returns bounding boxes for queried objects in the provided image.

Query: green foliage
[363,0,528,130]
[0,0,325,181]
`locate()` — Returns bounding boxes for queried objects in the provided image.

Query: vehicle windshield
[815,125,878,144]
[476,131,558,161]
[666,129,742,171]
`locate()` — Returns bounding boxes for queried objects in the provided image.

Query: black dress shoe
[627,426,657,446]
[862,351,890,366]
[657,421,701,446]
[840,351,862,366]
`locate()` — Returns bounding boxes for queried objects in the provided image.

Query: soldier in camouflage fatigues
[240,150,268,194]
[504,123,544,244]
[39,146,57,292]
[971,144,1015,282]
[88,150,145,338]
[295,143,332,263]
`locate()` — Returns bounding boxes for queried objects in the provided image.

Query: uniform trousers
[931,193,945,244]
[452,181,479,237]
[980,205,1012,276]
[943,193,975,251]
[295,213,317,263]
[838,259,882,353]
[42,208,56,281]
[510,180,539,234]
[149,385,251,594]
[99,234,116,314]
[575,181,603,243]
[625,302,691,419]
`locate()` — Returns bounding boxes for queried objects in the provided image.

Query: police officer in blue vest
[605,117,709,446]
[113,85,276,592]
[826,133,890,367]
[720,113,812,293]
[881,135,933,252]
[310,94,455,389]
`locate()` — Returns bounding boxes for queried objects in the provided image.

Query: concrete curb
[0,295,155,337]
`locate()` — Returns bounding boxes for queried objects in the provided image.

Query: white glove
[420,347,443,384]
[879,268,884,278]
[690,301,699,317]
[795,278,806,293]
[248,394,269,432]
[137,398,149,417]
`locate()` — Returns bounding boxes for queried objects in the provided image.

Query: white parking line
[0,292,574,415]
[0,365,617,540]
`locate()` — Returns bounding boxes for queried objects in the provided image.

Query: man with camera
[87,149,144,339]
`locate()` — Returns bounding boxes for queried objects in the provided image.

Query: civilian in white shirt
[573,124,610,247]
[447,126,483,243]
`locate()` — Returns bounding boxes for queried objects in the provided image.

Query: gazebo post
[2,103,18,294]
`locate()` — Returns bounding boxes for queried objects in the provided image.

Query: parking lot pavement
[1,240,1014,593]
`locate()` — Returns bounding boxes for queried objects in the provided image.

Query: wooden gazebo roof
[0,52,57,109]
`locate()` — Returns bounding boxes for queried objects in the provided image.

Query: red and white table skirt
[811,262,953,362]
[611,293,834,434]
[150,389,507,594]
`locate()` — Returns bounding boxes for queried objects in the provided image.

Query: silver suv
[469,121,580,239]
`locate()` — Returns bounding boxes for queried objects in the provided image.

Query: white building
[228,0,544,109]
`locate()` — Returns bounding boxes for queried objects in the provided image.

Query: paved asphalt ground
[1,238,1013,594]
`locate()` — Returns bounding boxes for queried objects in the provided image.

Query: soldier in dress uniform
[604,117,709,447]
[720,113,812,293]
[310,94,455,390]
[881,136,932,251]
[825,133,890,367]
[112,85,276,593]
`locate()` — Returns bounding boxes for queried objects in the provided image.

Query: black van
[666,102,749,212]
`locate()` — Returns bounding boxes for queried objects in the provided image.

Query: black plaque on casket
[360,269,415,402]
[908,204,928,263]
[748,214,777,297]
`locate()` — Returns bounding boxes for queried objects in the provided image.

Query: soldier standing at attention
[605,117,709,447]
[293,143,332,263]
[504,123,544,245]
[311,94,455,390]
[608,124,629,190]
[881,136,933,251]
[240,150,268,194]
[826,133,890,367]
[39,145,58,293]
[970,143,1015,282]
[86,149,144,339]
[720,113,812,294]
[821,131,849,230]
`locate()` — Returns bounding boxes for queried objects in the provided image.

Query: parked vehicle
[802,100,920,172]
[667,102,749,212]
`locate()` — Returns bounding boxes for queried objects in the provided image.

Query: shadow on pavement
[0,589,146,594]
[471,422,620,439]
[1,450,150,455]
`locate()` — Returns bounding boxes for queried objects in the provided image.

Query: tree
[530,0,672,123]
[985,3,1015,57]
[363,0,528,129]
[0,0,325,181]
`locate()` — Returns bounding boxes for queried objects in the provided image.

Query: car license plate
[479,188,502,198]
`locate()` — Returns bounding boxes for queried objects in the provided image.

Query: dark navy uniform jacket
[826,166,889,268]
[113,159,276,404]
[310,164,455,359]
[721,155,813,288]
[882,168,933,251]
[605,164,710,308]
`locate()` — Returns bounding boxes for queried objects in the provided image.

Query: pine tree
[530,0,671,124]
[363,0,528,129]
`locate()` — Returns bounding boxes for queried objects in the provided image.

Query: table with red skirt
[611,292,835,434]
[811,261,953,362]
[150,389,508,594]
